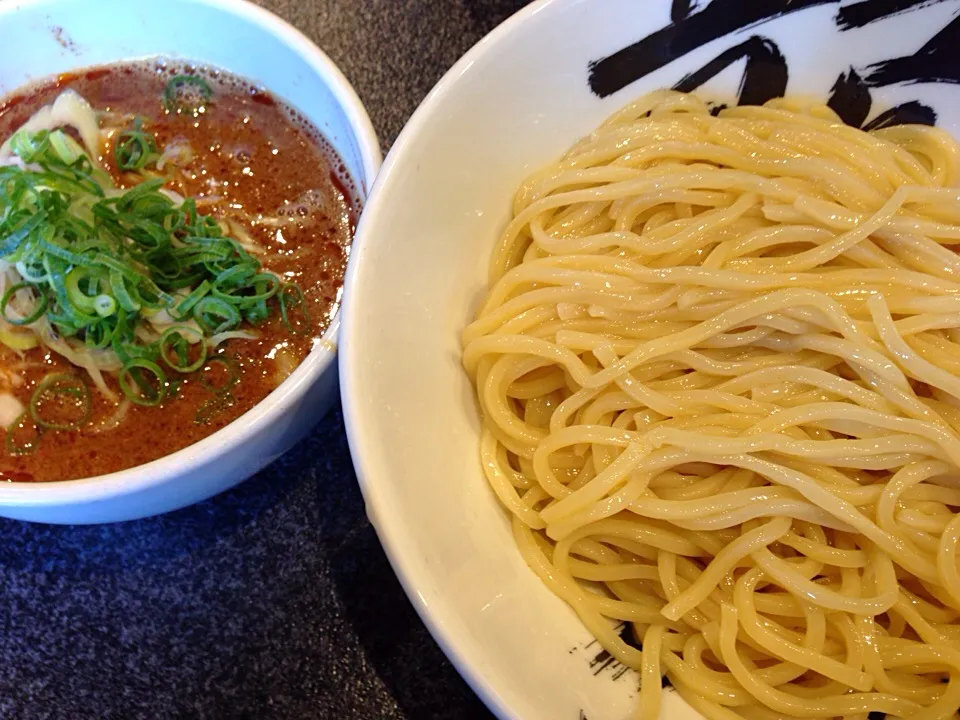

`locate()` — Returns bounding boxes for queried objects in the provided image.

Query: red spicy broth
[0,60,359,481]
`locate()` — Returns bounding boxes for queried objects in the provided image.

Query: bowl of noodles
[340,0,960,718]
[0,0,380,523]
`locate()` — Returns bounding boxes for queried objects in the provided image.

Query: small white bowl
[340,0,960,718]
[0,0,381,524]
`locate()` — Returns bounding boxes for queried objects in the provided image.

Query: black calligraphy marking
[571,623,641,681]
[821,13,951,127]
[588,0,836,98]
[589,644,618,676]
[836,0,949,30]
[862,14,960,86]
[672,0,709,22]
[576,622,675,717]
[586,0,960,132]
[827,68,872,126]
[618,622,644,652]
[674,36,787,106]
[671,0,693,23]
[583,625,672,686]
[862,100,937,129]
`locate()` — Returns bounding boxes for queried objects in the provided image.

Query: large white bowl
[0,0,381,524]
[340,0,960,717]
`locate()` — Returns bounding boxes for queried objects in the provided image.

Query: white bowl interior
[341,0,960,717]
[0,0,380,522]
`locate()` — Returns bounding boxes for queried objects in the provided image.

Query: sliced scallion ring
[84,320,115,350]
[193,296,240,334]
[119,359,168,407]
[29,373,92,430]
[93,294,117,318]
[65,267,103,315]
[198,355,239,394]
[171,279,211,320]
[114,117,158,171]
[109,268,142,312]
[163,75,213,113]
[159,326,207,374]
[48,129,84,165]
[195,390,236,425]
[5,411,45,456]
[1,282,47,326]
[278,283,311,334]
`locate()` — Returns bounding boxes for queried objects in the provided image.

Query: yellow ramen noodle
[462,91,960,720]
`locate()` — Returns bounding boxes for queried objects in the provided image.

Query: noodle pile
[461,91,960,719]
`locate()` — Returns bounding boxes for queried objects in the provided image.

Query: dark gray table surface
[0,1,532,717]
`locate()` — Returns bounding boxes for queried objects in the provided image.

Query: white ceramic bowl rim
[340,1,557,717]
[0,0,382,508]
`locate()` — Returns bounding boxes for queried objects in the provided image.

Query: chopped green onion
[93,253,140,281]
[94,294,117,318]
[0,210,46,256]
[49,130,85,165]
[65,267,102,315]
[10,130,43,161]
[1,282,47,325]
[245,298,269,325]
[195,390,235,425]
[29,373,91,430]
[193,296,240,334]
[171,279,211,319]
[0,121,306,417]
[110,311,159,365]
[167,377,184,398]
[279,283,311,334]
[119,359,167,407]
[212,268,279,308]
[5,411,45,455]
[84,320,115,349]
[39,236,89,266]
[114,117,158,171]
[15,258,49,284]
[109,268,142,312]
[198,355,239,394]
[163,75,213,113]
[159,326,207,374]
